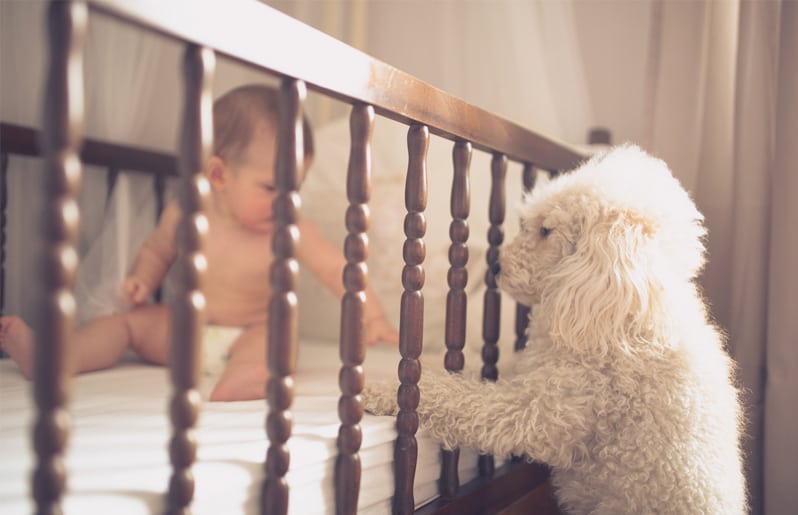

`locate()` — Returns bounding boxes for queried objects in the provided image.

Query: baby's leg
[51,304,171,374]
[209,322,268,402]
[123,304,171,366]
[1,312,145,377]
[1,305,171,379]
[0,316,36,379]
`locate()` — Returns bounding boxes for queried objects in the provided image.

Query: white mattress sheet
[0,340,481,514]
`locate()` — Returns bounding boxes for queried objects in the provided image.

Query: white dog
[363,145,746,514]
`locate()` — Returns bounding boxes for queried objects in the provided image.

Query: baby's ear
[206,156,228,190]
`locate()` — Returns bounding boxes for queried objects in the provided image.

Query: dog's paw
[362,381,399,416]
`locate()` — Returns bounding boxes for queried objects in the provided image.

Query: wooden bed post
[262,77,305,515]
[335,102,375,515]
[394,123,429,515]
[514,163,536,352]
[440,140,472,499]
[166,43,214,514]
[33,2,86,513]
[479,152,507,477]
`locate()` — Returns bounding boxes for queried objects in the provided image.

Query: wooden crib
[0,1,602,513]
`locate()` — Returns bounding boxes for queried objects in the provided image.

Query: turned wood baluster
[479,153,507,478]
[440,140,472,499]
[33,3,86,513]
[1,152,7,318]
[262,78,305,515]
[335,103,374,515]
[166,44,214,515]
[514,163,536,352]
[154,174,167,303]
[394,124,429,515]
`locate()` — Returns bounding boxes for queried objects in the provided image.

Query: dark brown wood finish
[479,153,508,478]
[334,103,375,515]
[440,139,473,499]
[416,461,553,515]
[513,163,536,352]
[394,124,429,515]
[0,151,7,318]
[166,43,214,514]
[87,0,585,171]
[262,78,305,515]
[0,123,177,177]
[34,1,86,512]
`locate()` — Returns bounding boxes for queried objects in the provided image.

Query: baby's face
[224,121,313,233]
[222,123,279,232]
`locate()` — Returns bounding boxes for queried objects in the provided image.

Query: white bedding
[0,340,481,514]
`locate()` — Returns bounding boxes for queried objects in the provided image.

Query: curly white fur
[363,145,746,514]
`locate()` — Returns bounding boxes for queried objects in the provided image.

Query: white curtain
[643,2,797,513]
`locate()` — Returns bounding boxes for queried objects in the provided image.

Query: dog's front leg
[364,370,591,468]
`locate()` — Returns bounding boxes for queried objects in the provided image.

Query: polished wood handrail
[87,0,586,171]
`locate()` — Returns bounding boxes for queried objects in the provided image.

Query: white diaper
[202,325,243,377]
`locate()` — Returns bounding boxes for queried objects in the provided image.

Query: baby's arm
[124,201,181,304]
[296,218,399,345]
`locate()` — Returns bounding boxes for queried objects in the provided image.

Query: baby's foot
[0,316,35,379]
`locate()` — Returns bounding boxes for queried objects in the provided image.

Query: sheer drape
[643,2,797,513]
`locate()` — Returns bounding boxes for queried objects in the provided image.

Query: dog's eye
[540,226,553,238]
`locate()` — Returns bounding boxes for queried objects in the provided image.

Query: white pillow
[299,115,527,364]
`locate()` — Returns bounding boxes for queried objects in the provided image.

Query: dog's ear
[542,210,666,358]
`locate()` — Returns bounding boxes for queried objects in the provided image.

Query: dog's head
[496,144,706,353]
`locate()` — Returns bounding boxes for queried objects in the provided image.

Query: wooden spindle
[479,152,507,477]
[34,2,86,513]
[262,78,305,515]
[514,163,536,352]
[104,167,119,205]
[440,140,472,499]
[154,174,167,303]
[0,152,7,318]
[166,43,214,514]
[335,103,374,515]
[394,124,429,515]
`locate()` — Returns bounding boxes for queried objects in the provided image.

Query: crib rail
[0,123,177,177]
[87,0,584,171]
[14,1,594,514]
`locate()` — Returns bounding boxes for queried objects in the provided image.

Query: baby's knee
[124,306,171,364]
[209,362,268,402]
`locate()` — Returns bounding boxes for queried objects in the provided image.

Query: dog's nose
[490,261,501,277]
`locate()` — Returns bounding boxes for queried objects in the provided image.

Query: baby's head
[208,84,314,232]
[213,83,314,168]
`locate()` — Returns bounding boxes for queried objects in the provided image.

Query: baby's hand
[123,276,152,305]
[366,316,400,346]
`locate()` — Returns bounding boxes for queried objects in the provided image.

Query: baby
[0,84,399,401]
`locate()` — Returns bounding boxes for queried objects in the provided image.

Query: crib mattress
[0,340,480,514]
